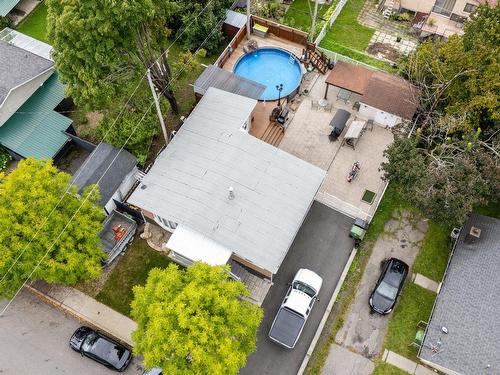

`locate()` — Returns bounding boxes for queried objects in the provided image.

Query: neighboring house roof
[0,0,19,17]
[419,214,500,375]
[128,87,325,274]
[326,61,419,120]
[362,74,419,120]
[0,38,53,106]
[72,143,137,207]
[0,28,53,60]
[224,9,247,29]
[0,73,71,159]
[194,64,266,100]
[326,61,374,95]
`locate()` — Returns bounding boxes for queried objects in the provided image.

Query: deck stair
[261,122,284,146]
[309,49,328,74]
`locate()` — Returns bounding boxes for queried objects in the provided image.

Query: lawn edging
[298,246,357,375]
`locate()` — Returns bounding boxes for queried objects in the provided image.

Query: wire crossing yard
[284,0,336,33]
[17,2,49,43]
[96,238,172,317]
[383,283,436,361]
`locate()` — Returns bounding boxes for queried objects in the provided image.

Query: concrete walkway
[412,273,440,293]
[383,350,437,375]
[322,344,374,375]
[27,280,136,346]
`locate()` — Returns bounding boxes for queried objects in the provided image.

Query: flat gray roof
[0,35,53,105]
[419,213,500,375]
[194,65,266,100]
[128,87,325,274]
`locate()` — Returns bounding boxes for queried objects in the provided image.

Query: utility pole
[146,68,169,144]
[246,0,251,39]
[310,0,319,42]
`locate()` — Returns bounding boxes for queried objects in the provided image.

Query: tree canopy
[383,5,499,224]
[131,263,263,375]
[0,159,105,297]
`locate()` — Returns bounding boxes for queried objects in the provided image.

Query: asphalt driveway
[241,201,355,375]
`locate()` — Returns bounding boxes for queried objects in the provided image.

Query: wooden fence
[215,25,248,68]
[251,15,309,46]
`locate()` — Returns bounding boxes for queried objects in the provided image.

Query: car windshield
[293,281,316,297]
[376,281,398,300]
[81,333,99,352]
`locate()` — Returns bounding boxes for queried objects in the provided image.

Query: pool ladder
[288,54,295,64]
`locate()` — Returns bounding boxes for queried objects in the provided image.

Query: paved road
[0,291,144,375]
[241,202,354,375]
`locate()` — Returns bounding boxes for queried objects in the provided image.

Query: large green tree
[384,5,500,223]
[131,263,263,375]
[0,159,105,297]
[46,0,179,111]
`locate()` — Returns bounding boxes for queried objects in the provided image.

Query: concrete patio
[279,73,393,220]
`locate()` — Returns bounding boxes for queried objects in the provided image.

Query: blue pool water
[233,47,302,101]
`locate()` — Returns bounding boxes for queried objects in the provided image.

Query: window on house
[154,215,178,232]
[463,3,477,13]
[432,0,456,17]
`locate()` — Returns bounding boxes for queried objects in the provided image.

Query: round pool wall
[233,47,302,101]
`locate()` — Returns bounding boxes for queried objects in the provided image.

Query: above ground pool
[233,47,302,101]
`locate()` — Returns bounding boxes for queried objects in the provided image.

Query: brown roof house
[326,61,419,128]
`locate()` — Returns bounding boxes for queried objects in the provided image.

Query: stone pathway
[383,349,437,375]
[412,273,440,293]
[322,344,374,375]
[370,31,417,55]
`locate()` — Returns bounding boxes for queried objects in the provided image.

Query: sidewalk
[27,280,136,346]
[383,350,437,375]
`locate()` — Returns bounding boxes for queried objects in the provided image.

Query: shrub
[0,149,12,172]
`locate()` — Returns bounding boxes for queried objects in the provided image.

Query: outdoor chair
[409,320,428,349]
[311,100,319,110]
[323,102,333,112]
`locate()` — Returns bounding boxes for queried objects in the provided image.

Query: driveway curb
[297,246,358,375]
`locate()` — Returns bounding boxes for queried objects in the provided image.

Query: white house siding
[358,103,401,128]
[104,166,139,214]
[0,68,54,127]
[400,0,435,13]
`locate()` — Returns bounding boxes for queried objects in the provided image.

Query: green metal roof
[0,73,72,159]
[0,0,19,17]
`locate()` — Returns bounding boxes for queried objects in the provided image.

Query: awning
[166,225,232,266]
[345,120,365,139]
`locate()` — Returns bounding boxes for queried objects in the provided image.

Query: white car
[269,269,323,349]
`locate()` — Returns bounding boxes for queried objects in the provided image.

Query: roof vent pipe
[228,186,235,200]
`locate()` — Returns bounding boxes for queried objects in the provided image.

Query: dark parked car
[369,258,408,314]
[70,326,132,372]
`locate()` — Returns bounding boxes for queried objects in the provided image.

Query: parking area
[0,291,143,375]
[240,202,354,375]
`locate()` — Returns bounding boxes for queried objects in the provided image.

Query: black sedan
[369,258,409,314]
[70,326,132,372]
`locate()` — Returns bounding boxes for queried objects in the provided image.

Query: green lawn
[96,237,172,317]
[413,221,451,282]
[317,0,395,71]
[320,0,374,50]
[383,283,436,360]
[284,0,336,33]
[372,363,408,375]
[17,2,48,43]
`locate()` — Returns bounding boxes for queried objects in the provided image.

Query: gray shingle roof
[194,65,266,100]
[128,87,325,274]
[0,39,53,105]
[72,143,137,207]
[419,213,500,375]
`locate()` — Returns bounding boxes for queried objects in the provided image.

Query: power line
[0,10,229,317]
[0,0,223,286]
